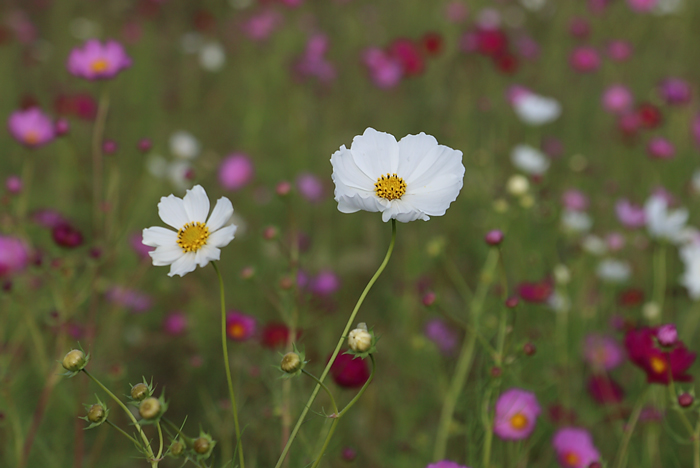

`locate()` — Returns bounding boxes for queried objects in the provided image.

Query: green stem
[106,420,142,448]
[156,422,164,460]
[311,356,376,468]
[273,219,397,468]
[433,248,500,461]
[302,370,338,416]
[162,418,194,446]
[614,387,652,468]
[211,262,245,468]
[82,370,157,467]
[652,243,666,321]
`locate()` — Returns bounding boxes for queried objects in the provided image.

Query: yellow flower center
[228,322,245,339]
[562,451,580,467]
[374,173,406,201]
[650,356,667,374]
[24,131,40,145]
[510,413,528,430]
[91,58,109,73]
[177,222,209,253]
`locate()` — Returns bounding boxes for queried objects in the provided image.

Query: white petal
[168,253,198,277]
[402,180,463,216]
[150,245,185,266]
[396,133,441,182]
[158,194,189,230]
[183,185,210,223]
[330,146,375,192]
[336,193,386,214]
[208,224,237,248]
[194,244,220,267]
[348,128,400,179]
[407,146,465,189]
[142,226,177,247]
[381,199,428,222]
[207,197,234,232]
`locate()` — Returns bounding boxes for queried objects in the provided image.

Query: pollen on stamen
[177,222,210,253]
[91,59,109,73]
[374,173,407,201]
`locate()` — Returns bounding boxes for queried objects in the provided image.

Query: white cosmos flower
[199,41,226,72]
[142,185,237,277]
[680,241,700,299]
[510,144,550,175]
[596,258,631,283]
[330,128,464,223]
[644,195,688,243]
[169,131,200,160]
[513,93,561,125]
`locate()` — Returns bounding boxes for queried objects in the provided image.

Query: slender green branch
[212,262,245,468]
[106,420,141,448]
[91,88,110,236]
[274,219,397,468]
[156,422,164,460]
[310,419,339,468]
[302,370,338,416]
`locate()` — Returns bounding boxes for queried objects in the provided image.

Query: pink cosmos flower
[310,270,340,296]
[583,334,624,371]
[552,427,601,468]
[362,47,403,89]
[627,0,658,12]
[602,85,633,114]
[658,78,691,105]
[0,236,30,278]
[293,34,336,84]
[226,311,256,341]
[424,318,459,355]
[493,388,541,440]
[562,190,589,212]
[5,175,22,194]
[615,199,646,228]
[242,9,282,42]
[427,462,470,468]
[657,323,677,347]
[606,232,626,251]
[515,35,540,60]
[129,232,155,259]
[219,153,254,191]
[296,172,325,203]
[7,107,56,148]
[569,47,600,73]
[67,39,132,80]
[568,17,590,39]
[647,137,675,160]
[444,2,468,23]
[163,311,188,336]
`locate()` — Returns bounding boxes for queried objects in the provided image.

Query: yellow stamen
[91,58,109,73]
[177,222,209,253]
[650,356,667,374]
[228,323,245,339]
[374,173,406,201]
[562,451,580,467]
[510,413,528,430]
[24,131,40,145]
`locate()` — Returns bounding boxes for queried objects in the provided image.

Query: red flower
[587,374,624,404]
[329,352,370,388]
[388,38,425,76]
[517,280,553,303]
[636,103,663,129]
[624,327,696,385]
[476,28,508,56]
[261,322,301,348]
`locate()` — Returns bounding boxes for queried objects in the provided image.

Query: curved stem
[302,370,338,416]
[211,262,245,468]
[694,419,700,468]
[338,355,376,417]
[106,420,142,448]
[156,422,164,460]
[82,370,156,466]
[274,219,397,468]
[614,387,652,468]
[433,248,499,461]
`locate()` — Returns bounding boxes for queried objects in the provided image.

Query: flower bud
[170,441,185,457]
[139,397,161,420]
[348,328,372,353]
[490,366,502,378]
[523,342,536,356]
[484,229,504,246]
[281,352,302,374]
[130,383,150,401]
[87,403,106,424]
[656,323,677,347]
[421,291,436,307]
[62,349,87,372]
[505,296,519,308]
[193,437,210,454]
[679,393,694,408]
[263,226,278,240]
[276,181,292,196]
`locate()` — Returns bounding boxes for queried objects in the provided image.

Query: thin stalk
[433,248,500,461]
[302,370,339,416]
[652,242,666,321]
[614,387,652,468]
[273,219,397,468]
[106,420,142,448]
[311,355,376,468]
[211,262,245,468]
[156,422,164,460]
[82,370,157,467]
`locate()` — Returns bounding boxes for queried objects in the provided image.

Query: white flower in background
[596,258,631,283]
[169,131,200,160]
[548,291,570,313]
[582,235,607,255]
[199,42,226,72]
[520,0,547,11]
[513,93,561,125]
[655,0,683,15]
[506,174,529,196]
[181,32,203,54]
[330,128,465,223]
[510,144,550,175]
[167,160,194,192]
[680,240,700,299]
[142,185,237,277]
[645,195,688,243]
[553,264,571,285]
[691,169,700,193]
[561,209,592,233]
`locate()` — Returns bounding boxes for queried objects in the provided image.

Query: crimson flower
[624,327,696,385]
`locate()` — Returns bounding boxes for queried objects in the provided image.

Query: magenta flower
[5,175,22,194]
[424,318,459,355]
[226,311,256,342]
[163,312,188,336]
[242,10,282,42]
[625,326,696,385]
[493,388,541,440]
[329,352,370,388]
[587,374,625,404]
[0,236,30,278]
[310,270,340,296]
[658,78,691,105]
[562,190,589,212]
[602,85,633,114]
[362,47,404,89]
[647,137,675,160]
[583,334,624,371]
[427,462,470,468]
[7,107,56,148]
[67,39,132,80]
[552,427,600,468]
[129,232,155,259]
[607,40,633,61]
[219,153,254,191]
[569,47,600,73]
[657,323,677,347]
[296,172,325,203]
[615,199,646,228]
[293,34,336,84]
